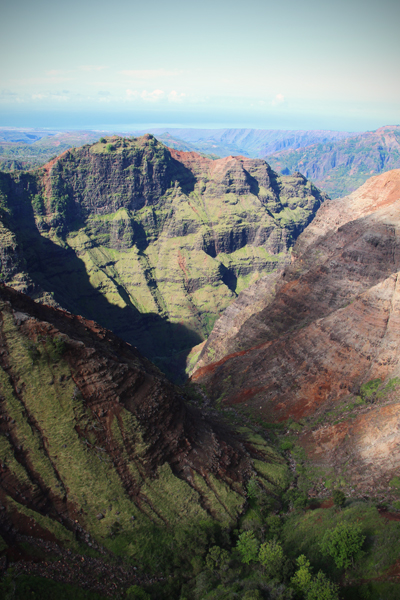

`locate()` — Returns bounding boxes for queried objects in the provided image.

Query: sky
[1,0,399,131]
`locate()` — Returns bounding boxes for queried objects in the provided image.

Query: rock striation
[192,169,400,493]
[0,135,325,377]
[0,284,266,560]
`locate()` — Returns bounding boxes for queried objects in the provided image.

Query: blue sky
[1,0,399,131]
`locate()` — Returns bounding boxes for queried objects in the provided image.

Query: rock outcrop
[0,284,265,560]
[192,169,400,493]
[0,135,326,377]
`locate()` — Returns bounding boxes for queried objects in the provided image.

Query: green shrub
[236,531,260,564]
[31,194,45,215]
[333,490,346,509]
[389,476,400,489]
[258,539,285,580]
[280,440,294,452]
[45,336,66,362]
[126,585,151,599]
[320,522,365,569]
[359,379,381,401]
[99,137,106,143]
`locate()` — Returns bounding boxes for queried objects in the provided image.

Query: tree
[332,490,346,509]
[306,571,339,600]
[99,137,106,143]
[236,531,260,564]
[291,554,313,595]
[320,522,365,569]
[291,555,339,600]
[265,514,282,539]
[205,545,230,576]
[258,539,285,580]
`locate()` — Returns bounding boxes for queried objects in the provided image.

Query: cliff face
[0,135,325,376]
[267,125,400,199]
[0,284,268,562]
[192,169,400,493]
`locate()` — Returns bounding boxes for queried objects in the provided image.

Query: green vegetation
[320,522,365,569]
[0,574,108,600]
[332,489,346,509]
[236,531,260,564]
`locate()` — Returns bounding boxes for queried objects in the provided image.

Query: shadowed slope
[0,284,260,565]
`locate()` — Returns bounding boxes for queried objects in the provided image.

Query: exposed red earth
[192,169,400,494]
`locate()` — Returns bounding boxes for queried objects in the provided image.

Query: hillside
[0,283,295,593]
[0,135,325,378]
[267,125,400,198]
[192,169,400,499]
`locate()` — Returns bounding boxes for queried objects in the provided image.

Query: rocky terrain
[0,284,291,578]
[0,135,325,378]
[192,169,400,497]
[267,125,400,198]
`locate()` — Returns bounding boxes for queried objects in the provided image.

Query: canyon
[0,134,325,378]
[1,139,400,597]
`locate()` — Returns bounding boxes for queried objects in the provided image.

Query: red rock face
[192,169,400,490]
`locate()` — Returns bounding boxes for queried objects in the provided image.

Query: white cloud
[31,92,69,102]
[126,89,139,98]
[271,93,285,106]
[168,90,186,103]
[141,89,165,102]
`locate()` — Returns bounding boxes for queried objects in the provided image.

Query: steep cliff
[0,284,293,573]
[0,135,325,377]
[192,169,400,495]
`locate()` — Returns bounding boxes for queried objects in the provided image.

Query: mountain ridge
[267,125,400,198]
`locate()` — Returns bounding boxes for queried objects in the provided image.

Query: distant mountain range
[267,125,400,198]
[1,125,400,198]
[142,127,353,158]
